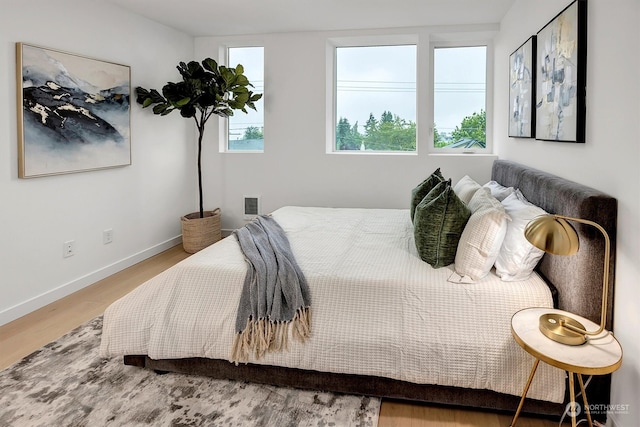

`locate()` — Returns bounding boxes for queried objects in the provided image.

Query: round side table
[510,307,622,427]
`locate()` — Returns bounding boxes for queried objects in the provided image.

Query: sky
[226,44,486,141]
[23,44,129,91]
[336,45,416,133]
[227,47,264,140]
[336,44,486,136]
[433,46,486,135]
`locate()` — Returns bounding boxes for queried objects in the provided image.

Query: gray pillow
[414,179,471,268]
[410,168,444,223]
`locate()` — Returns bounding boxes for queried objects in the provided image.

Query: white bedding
[101,206,565,403]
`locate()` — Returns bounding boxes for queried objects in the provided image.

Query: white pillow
[454,187,509,281]
[494,190,547,281]
[483,180,515,201]
[453,175,482,205]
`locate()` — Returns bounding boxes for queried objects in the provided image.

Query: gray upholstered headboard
[491,160,617,331]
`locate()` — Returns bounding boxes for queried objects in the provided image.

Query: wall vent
[243,196,261,220]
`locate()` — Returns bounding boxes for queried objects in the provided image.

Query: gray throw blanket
[231,215,311,363]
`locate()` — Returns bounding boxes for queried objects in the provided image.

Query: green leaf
[235,75,249,86]
[232,86,248,95]
[153,103,170,115]
[235,92,249,104]
[202,58,219,72]
[198,92,216,107]
[149,89,166,103]
[135,59,261,124]
[135,87,150,102]
[220,67,235,85]
[180,105,196,118]
[188,61,206,79]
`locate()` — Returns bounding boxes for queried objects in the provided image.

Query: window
[226,46,264,152]
[432,45,487,151]
[334,44,416,152]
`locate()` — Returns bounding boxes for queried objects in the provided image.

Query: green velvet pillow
[414,179,471,268]
[410,168,444,223]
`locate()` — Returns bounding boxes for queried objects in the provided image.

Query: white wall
[194,29,498,231]
[0,0,196,324]
[494,0,640,425]
[4,1,636,422]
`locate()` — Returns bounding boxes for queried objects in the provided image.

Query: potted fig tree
[136,58,262,253]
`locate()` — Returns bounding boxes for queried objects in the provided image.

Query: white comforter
[101,206,565,403]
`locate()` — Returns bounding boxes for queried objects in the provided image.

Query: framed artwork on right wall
[535,0,587,143]
[509,36,536,138]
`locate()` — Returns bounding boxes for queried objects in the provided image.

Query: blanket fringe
[230,307,311,364]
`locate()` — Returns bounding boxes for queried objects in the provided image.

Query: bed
[100,159,617,419]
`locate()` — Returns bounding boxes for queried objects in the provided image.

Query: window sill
[326,150,418,156]
[427,152,497,158]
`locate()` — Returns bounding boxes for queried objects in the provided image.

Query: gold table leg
[577,374,593,427]
[510,358,540,427]
[568,372,577,427]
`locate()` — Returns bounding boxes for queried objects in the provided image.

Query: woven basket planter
[181,208,221,253]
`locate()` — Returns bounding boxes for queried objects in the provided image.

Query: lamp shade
[524,215,580,256]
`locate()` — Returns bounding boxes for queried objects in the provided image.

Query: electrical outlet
[103,229,113,244]
[63,240,75,258]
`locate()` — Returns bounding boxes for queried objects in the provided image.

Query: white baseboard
[0,236,182,326]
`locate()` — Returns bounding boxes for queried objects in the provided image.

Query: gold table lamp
[524,214,611,345]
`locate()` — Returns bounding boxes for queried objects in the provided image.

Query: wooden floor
[0,245,564,427]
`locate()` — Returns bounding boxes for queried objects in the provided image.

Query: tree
[136,58,262,218]
[372,112,395,150]
[392,116,416,151]
[362,111,415,151]
[336,111,416,152]
[336,117,361,150]
[380,110,393,124]
[350,121,363,149]
[336,111,416,151]
[433,125,448,148]
[364,113,377,137]
[450,109,486,146]
[243,126,263,140]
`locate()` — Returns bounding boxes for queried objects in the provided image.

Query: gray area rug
[0,316,380,426]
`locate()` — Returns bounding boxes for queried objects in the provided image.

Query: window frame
[218,44,265,154]
[428,40,493,154]
[326,34,419,155]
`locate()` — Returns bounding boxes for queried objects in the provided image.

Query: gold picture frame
[16,43,131,178]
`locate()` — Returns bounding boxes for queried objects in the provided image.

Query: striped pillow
[455,187,509,281]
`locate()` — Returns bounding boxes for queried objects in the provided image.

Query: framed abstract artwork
[16,43,131,178]
[535,0,587,143]
[509,36,536,138]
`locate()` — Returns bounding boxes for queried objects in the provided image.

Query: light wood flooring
[0,245,565,427]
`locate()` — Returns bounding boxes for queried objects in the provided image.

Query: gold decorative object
[524,214,611,345]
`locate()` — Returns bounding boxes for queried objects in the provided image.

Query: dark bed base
[124,355,564,417]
